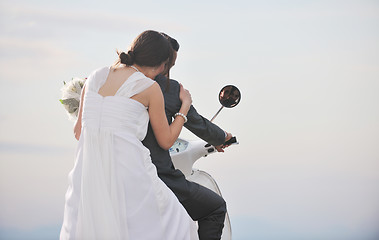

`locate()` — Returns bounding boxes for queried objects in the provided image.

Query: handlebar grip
[224,136,237,145]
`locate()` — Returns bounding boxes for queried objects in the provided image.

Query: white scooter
[170,85,241,240]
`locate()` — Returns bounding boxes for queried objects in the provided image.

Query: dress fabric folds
[60,67,198,240]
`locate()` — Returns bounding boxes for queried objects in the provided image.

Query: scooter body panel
[188,170,232,240]
[170,138,232,240]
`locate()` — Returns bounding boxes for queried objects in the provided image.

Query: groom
[142,34,232,240]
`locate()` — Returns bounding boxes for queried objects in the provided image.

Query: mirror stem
[211,106,224,122]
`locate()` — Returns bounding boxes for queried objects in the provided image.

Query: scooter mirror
[211,85,241,122]
[219,85,241,108]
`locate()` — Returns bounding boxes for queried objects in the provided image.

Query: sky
[0,0,379,239]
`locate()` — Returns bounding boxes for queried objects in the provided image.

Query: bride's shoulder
[86,66,110,82]
[88,66,110,79]
[146,82,163,99]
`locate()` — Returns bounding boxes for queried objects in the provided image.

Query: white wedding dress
[60,66,198,240]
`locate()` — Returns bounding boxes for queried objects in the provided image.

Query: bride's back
[98,67,135,97]
[82,66,155,140]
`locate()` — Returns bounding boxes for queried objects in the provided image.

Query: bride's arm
[74,85,86,140]
[148,83,191,150]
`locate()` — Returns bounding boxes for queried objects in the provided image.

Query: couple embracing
[60,30,232,240]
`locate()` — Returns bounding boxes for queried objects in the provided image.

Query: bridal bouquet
[60,77,86,121]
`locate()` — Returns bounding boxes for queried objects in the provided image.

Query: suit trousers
[180,182,227,240]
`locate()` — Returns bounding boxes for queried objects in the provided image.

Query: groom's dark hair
[156,32,180,91]
[160,32,180,52]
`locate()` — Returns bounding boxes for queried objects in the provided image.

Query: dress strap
[85,66,111,93]
[116,72,155,98]
[129,65,140,72]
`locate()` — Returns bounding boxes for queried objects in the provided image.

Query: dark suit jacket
[142,74,226,203]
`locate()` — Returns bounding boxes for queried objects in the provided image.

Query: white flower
[60,77,86,121]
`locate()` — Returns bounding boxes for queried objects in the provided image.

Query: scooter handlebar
[224,136,238,146]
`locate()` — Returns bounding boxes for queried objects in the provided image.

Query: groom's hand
[215,132,232,152]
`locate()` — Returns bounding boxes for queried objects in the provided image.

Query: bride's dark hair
[114,30,173,70]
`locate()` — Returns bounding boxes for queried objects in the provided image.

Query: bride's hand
[74,119,81,140]
[179,84,192,108]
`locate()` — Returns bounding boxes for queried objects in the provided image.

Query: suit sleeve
[157,76,226,146]
[185,105,226,146]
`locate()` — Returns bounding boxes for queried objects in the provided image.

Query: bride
[60,30,198,240]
